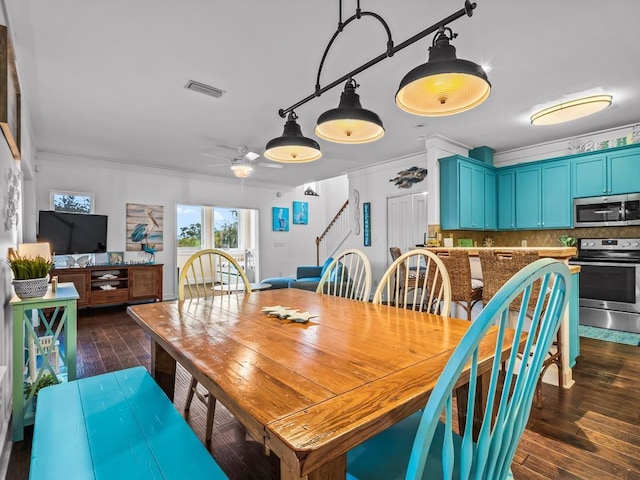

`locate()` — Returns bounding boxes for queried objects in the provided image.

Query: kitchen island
[427,246,579,391]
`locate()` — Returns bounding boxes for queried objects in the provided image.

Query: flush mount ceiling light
[315,79,384,143]
[267,0,486,157]
[530,95,613,126]
[396,26,491,116]
[264,112,322,163]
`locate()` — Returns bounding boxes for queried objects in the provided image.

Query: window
[176,205,202,249]
[50,191,93,213]
[213,208,238,249]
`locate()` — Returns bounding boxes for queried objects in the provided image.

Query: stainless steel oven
[570,238,640,333]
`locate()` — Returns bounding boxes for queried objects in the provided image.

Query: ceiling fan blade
[216,143,239,152]
[202,152,231,161]
[258,162,283,169]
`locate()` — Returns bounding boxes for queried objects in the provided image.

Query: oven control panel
[579,238,640,250]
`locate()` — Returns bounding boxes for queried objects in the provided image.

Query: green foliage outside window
[53,194,91,213]
[177,223,202,248]
[214,209,238,248]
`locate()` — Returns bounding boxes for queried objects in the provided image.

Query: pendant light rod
[278,0,476,118]
[315,10,394,94]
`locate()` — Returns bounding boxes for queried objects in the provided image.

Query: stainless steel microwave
[574,193,640,227]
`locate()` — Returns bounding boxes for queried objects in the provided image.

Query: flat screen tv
[37,211,108,255]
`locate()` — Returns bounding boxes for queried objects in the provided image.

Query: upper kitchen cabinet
[497,168,516,230]
[573,145,640,197]
[440,155,496,230]
[513,160,572,229]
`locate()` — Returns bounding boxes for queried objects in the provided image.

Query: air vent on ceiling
[184,80,225,98]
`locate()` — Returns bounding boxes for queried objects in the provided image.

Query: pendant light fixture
[315,79,384,144]
[264,112,322,163]
[530,95,613,126]
[267,1,486,159]
[396,26,491,116]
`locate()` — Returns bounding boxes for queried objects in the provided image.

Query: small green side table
[11,282,78,442]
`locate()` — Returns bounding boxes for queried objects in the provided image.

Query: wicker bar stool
[478,249,563,408]
[436,249,483,321]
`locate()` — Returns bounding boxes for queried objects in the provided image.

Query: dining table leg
[151,340,177,401]
[279,453,347,480]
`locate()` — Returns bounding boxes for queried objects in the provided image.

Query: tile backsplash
[441,226,640,249]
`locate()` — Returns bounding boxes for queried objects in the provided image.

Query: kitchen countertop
[425,246,577,260]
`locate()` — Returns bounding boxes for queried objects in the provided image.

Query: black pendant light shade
[315,79,385,144]
[396,27,491,116]
[264,112,322,163]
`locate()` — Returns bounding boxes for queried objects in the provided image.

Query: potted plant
[8,249,55,299]
[24,373,58,405]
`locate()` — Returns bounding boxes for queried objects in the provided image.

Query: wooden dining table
[127,288,518,480]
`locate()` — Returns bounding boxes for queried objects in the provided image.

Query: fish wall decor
[389,166,427,188]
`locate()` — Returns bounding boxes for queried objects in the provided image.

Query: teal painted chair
[347,258,570,480]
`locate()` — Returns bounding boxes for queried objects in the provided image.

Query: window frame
[49,190,94,213]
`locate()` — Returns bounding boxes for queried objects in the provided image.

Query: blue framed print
[272,207,289,231]
[363,202,371,246]
[292,201,308,224]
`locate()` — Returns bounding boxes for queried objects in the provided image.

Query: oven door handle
[570,260,639,268]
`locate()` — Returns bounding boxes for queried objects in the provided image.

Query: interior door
[387,192,428,259]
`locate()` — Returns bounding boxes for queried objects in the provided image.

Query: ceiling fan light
[264,112,322,163]
[530,94,613,126]
[396,29,490,116]
[230,164,253,178]
[315,80,384,144]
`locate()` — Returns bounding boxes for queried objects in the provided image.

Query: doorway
[176,204,260,283]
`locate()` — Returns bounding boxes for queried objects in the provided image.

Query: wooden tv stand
[50,264,163,308]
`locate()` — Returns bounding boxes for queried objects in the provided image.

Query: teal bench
[30,366,228,479]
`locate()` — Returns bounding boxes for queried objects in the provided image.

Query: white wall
[32,152,348,298]
[338,136,469,289]
[0,0,36,470]
[343,151,429,288]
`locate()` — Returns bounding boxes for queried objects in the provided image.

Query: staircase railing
[316,200,350,265]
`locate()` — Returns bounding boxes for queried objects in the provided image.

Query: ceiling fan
[203,145,283,178]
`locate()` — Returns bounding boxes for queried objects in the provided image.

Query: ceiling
[7,0,640,187]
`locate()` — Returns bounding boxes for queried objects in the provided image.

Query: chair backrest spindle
[316,248,372,301]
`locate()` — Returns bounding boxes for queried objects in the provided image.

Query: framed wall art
[292,201,308,225]
[272,207,289,231]
[0,25,20,160]
[126,203,164,251]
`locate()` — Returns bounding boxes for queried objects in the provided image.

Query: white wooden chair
[374,249,451,315]
[178,249,251,445]
[316,248,372,302]
[178,248,252,300]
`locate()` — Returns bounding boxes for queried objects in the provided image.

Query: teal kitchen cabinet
[573,145,640,197]
[542,161,572,227]
[608,148,640,195]
[497,168,516,229]
[484,169,497,230]
[514,160,572,229]
[515,165,541,228]
[439,155,496,230]
[573,153,607,197]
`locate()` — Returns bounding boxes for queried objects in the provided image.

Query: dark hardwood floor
[7,305,640,479]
